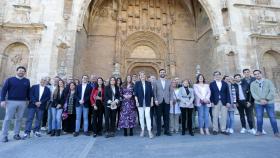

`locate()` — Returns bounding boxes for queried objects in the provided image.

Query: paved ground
[0,118,280,158]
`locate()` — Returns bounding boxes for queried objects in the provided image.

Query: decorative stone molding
[78,0,220,36]
[63,0,73,20]
[249,11,280,36]
[255,0,271,5]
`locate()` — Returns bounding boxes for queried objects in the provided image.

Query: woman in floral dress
[118,75,137,136]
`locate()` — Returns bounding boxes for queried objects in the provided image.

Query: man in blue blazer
[23,77,51,138]
[209,71,231,135]
[74,75,92,136]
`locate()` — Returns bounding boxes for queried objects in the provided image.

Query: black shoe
[84,132,90,136]
[189,132,194,136]
[47,131,52,135]
[110,132,115,137]
[182,131,185,135]
[129,129,133,136]
[124,129,128,136]
[156,133,161,136]
[221,131,229,136]
[50,130,55,136]
[105,133,110,138]
[213,131,218,135]
[164,132,172,136]
[2,136,8,143]
[73,132,79,137]
[56,130,61,136]
[93,133,97,137]
[13,134,21,140]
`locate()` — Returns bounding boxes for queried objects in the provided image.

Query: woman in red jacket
[90,77,105,137]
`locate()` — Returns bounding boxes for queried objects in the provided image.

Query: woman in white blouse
[193,74,211,135]
[169,80,181,133]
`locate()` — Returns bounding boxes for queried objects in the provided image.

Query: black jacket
[104,85,120,107]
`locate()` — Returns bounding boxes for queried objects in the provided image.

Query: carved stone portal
[0,42,29,83]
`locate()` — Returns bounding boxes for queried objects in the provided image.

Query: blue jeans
[25,107,44,134]
[51,108,63,130]
[255,103,279,134]
[198,105,210,128]
[226,111,234,129]
[75,105,89,132]
[47,107,52,132]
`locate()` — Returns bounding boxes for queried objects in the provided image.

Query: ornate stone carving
[11,4,31,24]
[57,32,71,49]
[255,0,271,5]
[250,11,280,35]
[63,0,73,20]
[11,54,23,65]
[117,0,175,40]
[113,63,121,77]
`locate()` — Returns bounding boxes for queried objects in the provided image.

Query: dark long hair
[53,79,65,99]
[117,77,122,87]
[95,77,105,90]
[196,74,206,84]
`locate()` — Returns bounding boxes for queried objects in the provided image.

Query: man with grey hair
[23,77,51,139]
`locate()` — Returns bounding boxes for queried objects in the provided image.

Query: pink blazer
[193,84,211,107]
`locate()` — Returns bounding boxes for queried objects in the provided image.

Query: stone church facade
[0,0,280,96]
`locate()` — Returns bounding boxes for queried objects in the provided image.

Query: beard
[160,74,165,78]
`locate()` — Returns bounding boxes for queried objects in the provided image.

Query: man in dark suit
[210,71,230,135]
[134,71,154,138]
[153,69,173,136]
[23,77,51,139]
[74,75,92,137]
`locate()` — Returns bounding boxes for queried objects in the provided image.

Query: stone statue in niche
[11,54,23,65]
[113,63,121,77]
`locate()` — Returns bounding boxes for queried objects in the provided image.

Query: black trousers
[237,100,254,129]
[180,107,193,133]
[92,100,104,134]
[41,109,48,127]
[88,106,93,131]
[63,114,76,133]
[105,107,117,133]
[150,105,156,129]
[155,101,170,134]
[116,102,122,128]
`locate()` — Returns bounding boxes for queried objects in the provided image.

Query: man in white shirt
[233,74,255,135]
[209,71,231,135]
[23,77,51,139]
[153,69,173,136]
[74,75,92,137]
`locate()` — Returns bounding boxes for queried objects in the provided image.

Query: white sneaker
[240,128,246,134]
[22,133,30,139]
[229,129,234,134]
[40,127,47,131]
[226,128,230,133]
[248,129,256,135]
[140,130,144,137]
[262,129,267,135]
[34,132,42,137]
[148,131,154,139]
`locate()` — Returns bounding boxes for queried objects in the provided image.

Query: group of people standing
[1,66,279,143]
